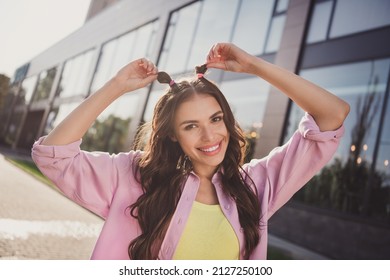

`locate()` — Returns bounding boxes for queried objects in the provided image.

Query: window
[90,20,159,94]
[44,102,80,135]
[306,0,333,44]
[220,77,270,161]
[187,0,240,68]
[159,2,202,74]
[56,49,95,98]
[231,0,274,55]
[284,58,390,224]
[330,0,390,38]
[17,75,38,106]
[82,93,141,153]
[160,0,288,74]
[306,0,390,44]
[32,67,58,102]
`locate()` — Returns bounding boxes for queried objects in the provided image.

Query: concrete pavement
[0,153,103,259]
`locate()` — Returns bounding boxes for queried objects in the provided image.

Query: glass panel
[90,40,117,93]
[109,32,136,80]
[57,49,95,98]
[306,0,333,44]
[374,88,390,221]
[276,0,289,13]
[284,58,390,224]
[142,87,164,123]
[44,102,80,135]
[220,77,270,161]
[131,23,155,60]
[160,2,202,74]
[231,0,274,55]
[330,0,390,38]
[17,75,38,106]
[32,67,57,102]
[89,21,159,94]
[187,0,240,69]
[264,14,286,53]
[4,111,23,145]
[82,93,141,153]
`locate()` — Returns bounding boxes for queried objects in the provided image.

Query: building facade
[1,0,389,259]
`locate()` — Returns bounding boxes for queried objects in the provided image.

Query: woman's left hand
[206,43,255,74]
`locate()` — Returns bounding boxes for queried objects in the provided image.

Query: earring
[176,154,191,174]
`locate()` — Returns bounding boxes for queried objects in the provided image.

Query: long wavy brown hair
[128,69,260,259]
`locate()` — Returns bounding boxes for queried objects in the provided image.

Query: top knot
[157,71,173,84]
[195,64,207,76]
[157,71,178,91]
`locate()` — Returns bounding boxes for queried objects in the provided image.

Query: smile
[197,141,222,155]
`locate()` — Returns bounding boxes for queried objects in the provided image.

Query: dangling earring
[176,154,191,174]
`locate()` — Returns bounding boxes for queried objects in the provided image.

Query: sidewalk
[0,152,103,259]
[0,149,328,260]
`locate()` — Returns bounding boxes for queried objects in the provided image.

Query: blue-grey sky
[0,0,91,77]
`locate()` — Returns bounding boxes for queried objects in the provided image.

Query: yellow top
[172,201,239,260]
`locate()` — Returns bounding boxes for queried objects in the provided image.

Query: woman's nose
[200,126,214,141]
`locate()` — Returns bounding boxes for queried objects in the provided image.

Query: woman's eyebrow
[179,110,223,126]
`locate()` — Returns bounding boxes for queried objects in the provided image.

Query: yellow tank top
[172,201,239,260]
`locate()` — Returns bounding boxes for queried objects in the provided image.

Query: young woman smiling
[32,43,349,260]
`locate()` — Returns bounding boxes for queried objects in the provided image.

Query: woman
[31,43,350,259]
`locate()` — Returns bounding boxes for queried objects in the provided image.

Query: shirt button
[225,204,231,210]
[240,228,244,233]
[178,218,182,224]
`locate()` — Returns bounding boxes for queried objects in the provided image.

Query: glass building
[1,0,389,259]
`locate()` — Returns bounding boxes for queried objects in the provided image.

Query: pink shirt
[31,113,344,259]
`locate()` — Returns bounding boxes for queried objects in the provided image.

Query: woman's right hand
[113,58,158,95]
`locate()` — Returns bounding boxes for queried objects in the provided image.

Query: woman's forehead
[175,94,222,120]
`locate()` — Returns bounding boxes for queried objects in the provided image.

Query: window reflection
[276,0,289,13]
[187,0,240,68]
[17,75,38,106]
[4,111,23,145]
[231,0,274,55]
[57,50,95,98]
[82,93,141,153]
[264,14,286,53]
[330,0,390,38]
[44,102,80,135]
[306,0,333,44]
[159,2,202,74]
[161,0,287,74]
[220,77,270,161]
[90,21,159,94]
[284,58,390,224]
[32,67,57,102]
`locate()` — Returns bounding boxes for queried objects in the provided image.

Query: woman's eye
[184,124,197,130]
[212,116,223,123]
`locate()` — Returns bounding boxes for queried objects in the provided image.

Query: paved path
[0,153,103,259]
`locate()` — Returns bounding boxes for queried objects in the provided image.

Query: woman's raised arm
[206,43,349,131]
[41,58,158,146]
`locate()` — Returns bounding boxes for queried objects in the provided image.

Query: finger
[206,61,226,70]
[212,43,223,58]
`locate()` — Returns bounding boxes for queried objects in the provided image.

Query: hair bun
[157,71,172,84]
[195,64,207,75]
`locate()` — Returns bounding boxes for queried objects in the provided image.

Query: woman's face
[172,93,229,178]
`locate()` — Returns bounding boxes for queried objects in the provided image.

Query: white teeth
[200,144,219,152]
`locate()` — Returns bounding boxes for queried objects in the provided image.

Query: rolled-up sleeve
[31,136,138,219]
[244,113,344,218]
